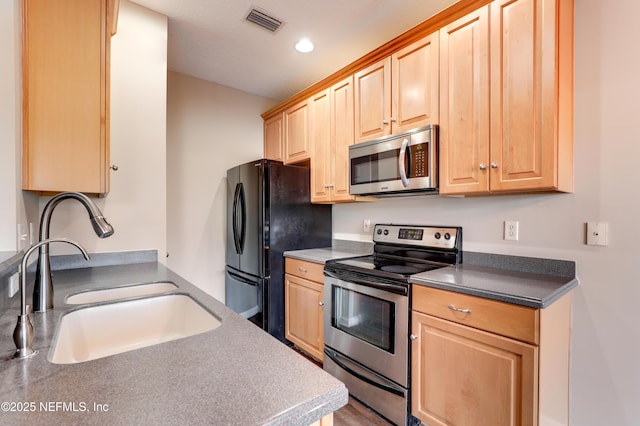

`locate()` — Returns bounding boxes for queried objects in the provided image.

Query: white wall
[166,71,277,301]
[333,0,640,424]
[41,1,168,261]
[0,0,36,251]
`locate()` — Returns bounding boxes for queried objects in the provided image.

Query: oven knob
[434,232,441,239]
[376,228,383,235]
[383,229,389,235]
[444,233,451,240]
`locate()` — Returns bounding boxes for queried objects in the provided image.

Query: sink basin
[49,293,221,364]
[65,281,178,304]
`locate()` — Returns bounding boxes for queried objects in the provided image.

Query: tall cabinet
[22,0,119,195]
[310,76,356,203]
[439,0,574,195]
[438,5,491,194]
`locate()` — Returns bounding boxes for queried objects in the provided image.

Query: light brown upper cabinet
[354,32,439,143]
[264,112,284,162]
[284,99,310,164]
[438,5,491,194]
[22,0,119,196]
[310,76,358,203]
[439,0,574,195]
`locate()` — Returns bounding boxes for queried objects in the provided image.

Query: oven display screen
[398,228,423,240]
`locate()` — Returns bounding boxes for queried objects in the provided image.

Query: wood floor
[290,346,392,425]
[333,396,393,426]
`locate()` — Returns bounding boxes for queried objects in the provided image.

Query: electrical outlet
[9,272,19,298]
[363,219,371,233]
[504,221,519,241]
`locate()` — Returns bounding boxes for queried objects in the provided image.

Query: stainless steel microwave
[349,125,438,196]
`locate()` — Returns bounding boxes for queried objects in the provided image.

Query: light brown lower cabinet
[285,258,325,362]
[411,285,572,426]
[309,413,333,426]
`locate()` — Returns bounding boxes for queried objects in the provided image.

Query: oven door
[323,273,409,387]
[349,125,437,196]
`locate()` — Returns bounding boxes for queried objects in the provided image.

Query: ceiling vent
[245,8,283,33]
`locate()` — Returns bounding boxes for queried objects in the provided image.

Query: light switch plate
[587,222,608,246]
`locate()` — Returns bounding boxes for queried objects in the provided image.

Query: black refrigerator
[225,159,332,342]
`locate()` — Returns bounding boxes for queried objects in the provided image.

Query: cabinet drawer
[285,258,325,283]
[412,285,539,345]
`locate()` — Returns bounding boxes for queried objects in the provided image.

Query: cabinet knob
[410,334,417,341]
[390,117,397,123]
[382,119,389,125]
[298,267,307,273]
[110,165,119,171]
[490,162,499,169]
[479,163,487,170]
[319,301,324,306]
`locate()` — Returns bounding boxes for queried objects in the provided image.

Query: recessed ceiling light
[295,38,314,53]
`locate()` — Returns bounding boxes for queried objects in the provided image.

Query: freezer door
[225,267,263,324]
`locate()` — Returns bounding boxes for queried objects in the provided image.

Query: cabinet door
[23,0,111,195]
[438,6,490,195]
[310,90,332,203]
[489,0,573,192]
[391,32,439,133]
[264,113,283,162]
[284,99,310,164]
[412,312,537,426]
[354,58,391,142]
[285,273,324,362]
[330,76,355,202]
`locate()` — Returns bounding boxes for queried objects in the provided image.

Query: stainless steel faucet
[14,238,89,359]
[33,192,114,312]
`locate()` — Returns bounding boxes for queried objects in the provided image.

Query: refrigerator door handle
[232,183,247,254]
[238,182,246,253]
[227,269,259,287]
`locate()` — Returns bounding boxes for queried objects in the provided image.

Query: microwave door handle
[398,138,410,187]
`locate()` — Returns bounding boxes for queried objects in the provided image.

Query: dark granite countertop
[410,252,579,308]
[0,262,347,425]
[283,247,371,264]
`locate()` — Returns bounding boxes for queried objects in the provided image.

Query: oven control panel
[373,224,460,249]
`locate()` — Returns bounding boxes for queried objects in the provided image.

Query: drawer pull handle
[448,304,471,314]
[298,268,307,273]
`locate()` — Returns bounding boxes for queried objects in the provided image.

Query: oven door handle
[324,348,406,398]
[324,270,408,296]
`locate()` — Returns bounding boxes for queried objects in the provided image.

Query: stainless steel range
[323,224,462,426]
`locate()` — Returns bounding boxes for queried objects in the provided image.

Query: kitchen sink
[65,281,178,304]
[49,293,221,364]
